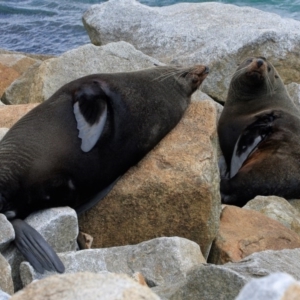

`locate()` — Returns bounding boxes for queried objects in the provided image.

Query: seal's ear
[11,219,65,274]
[73,81,108,152]
[230,113,275,178]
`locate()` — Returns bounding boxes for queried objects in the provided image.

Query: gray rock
[0,290,11,300]
[2,207,78,291]
[0,129,9,141]
[83,0,300,101]
[0,215,14,252]
[235,273,296,300]
[0,254,13,295]
[243,196,300,236]
[11,272,161,300]
[287,82,300,108]
[2,42,163,104]
[155,248,300,300]
[20,237,205,288]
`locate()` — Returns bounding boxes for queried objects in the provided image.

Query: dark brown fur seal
[0,65,209,273]
[218,56,300,206]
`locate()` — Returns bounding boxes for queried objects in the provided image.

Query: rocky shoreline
[2,0,300,299]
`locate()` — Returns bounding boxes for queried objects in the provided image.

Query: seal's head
[227,57,284,102]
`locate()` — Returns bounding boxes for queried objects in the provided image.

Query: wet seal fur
[218,56,300,207]
[0,65,209,273]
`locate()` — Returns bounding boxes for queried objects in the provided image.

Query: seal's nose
[203,66,210,74]
[257,59,264,68]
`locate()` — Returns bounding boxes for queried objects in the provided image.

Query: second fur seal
[218,56,300,206]
[0,64,209,273]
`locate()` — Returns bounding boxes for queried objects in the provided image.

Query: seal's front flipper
[11,219,65,274]
[230,112,277,178]
[73,80,108,152]
[75,177,121,215]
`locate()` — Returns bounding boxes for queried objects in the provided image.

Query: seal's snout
[256,59,264,68]
[203,66,210,74]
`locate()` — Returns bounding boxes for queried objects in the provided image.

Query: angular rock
[2,42,162,105]
[0,104,38,128]
[208,205,300,264]
[83,0,300,101]
[11,272,160,300]
[79,99,221,259]
[236,273,296,300]
[244,196,300,236]
[20,236,205,288]
[0,54,40,98]
[2,207,78,291]
[0,215,14,252]
[0,254,13,295]
[157,248,300,300]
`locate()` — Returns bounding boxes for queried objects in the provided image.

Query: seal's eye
[275,75,279,78]
[268,67,271,72]
[246,59,253,64]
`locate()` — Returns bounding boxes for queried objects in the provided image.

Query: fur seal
[0,65,209,273]
[218,56,300,207]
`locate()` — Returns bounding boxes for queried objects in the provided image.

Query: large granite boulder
[10,272,160,300]
[208,205,300,264]
[83,0,300,101]
[79,98,221,259]
[2,42,162,105]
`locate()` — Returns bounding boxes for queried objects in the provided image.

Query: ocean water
[1,0,300,55]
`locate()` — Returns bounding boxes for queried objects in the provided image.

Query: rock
[0,104,39,128]
[79,99,221,259]
[0,54,41,98]
[77,232,93,249]
[157,248,300,300]
[208,205,300,264]
[236,273,297,300]
[0,129,8,141]
[282,282,300,300]
[20,236,205,288]
[83,0,300,101]
[2,207,78,291]
[2,42,163,105]
[244,196,300,236]
[0,215,14,252]
[287,82,300,109]
[0,254,13,295]
[289,199,300,213]
[0,290,11,300]
[11,272,160,300]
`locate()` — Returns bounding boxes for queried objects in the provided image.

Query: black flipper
[230,112,276,178]
[11,219,65,274]
[75,177,121,215]
[73,80,108,153]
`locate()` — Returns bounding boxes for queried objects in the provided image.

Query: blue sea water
[1,0,300,55]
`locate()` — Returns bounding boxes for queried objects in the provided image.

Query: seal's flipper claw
[11,219,65,274]
[75,176,121,215]
[73,81,108,152]
[230,112,276,178]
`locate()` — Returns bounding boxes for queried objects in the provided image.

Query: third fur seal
[0,64,209,273]
[218,56,300,206]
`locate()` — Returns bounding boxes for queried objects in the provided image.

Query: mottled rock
[244,196,300,236]
[208,206,300,264]
[79,99,221,259]
[2,42,162,105]
[0,254,13,295]
[83,0,300,101]
[0,54,40,98]
[236,273,296,300]
[3,207,78,291]
[20,237,205,288]
[157,249,300,300]
[0,104,38,128]
[11,272,160,300]
[0,215,14,252]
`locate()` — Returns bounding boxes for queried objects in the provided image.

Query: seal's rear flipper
[75,177,121,215]
[11,219,65,274]
[230,112,277,178]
